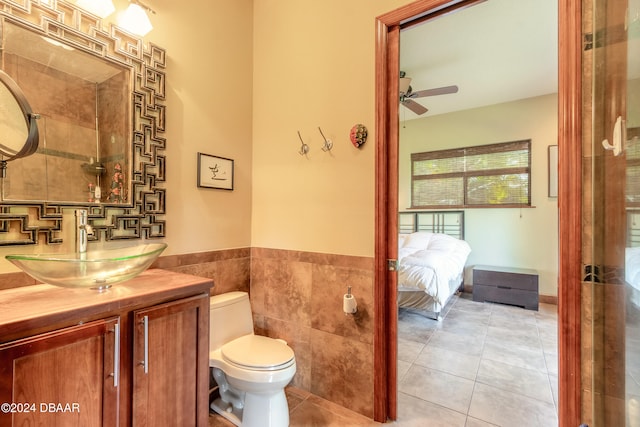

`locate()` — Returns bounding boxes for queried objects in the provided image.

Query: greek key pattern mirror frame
[0,0,166,245]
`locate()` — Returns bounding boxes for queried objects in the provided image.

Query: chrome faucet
[75,209,94,253]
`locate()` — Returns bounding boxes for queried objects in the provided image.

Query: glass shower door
[586,0,640,425]
[625,1,640,424]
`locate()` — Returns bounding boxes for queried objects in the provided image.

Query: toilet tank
[209,291,254,350]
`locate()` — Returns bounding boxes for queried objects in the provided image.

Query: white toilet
[209,291,296,427]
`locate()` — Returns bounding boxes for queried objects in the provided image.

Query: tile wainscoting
[0,247,252,293]
[152,247,251,295]
[0,246,375,417]
[0,271,37,291]
[158,246,376,417]
[250,248,376,418]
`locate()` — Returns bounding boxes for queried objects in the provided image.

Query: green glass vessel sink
[6,243,167,290]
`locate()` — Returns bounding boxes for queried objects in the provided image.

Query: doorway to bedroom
[378,0,560,424]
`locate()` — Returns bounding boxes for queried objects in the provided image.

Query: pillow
[401,232,434,249]
[425,233,460,252]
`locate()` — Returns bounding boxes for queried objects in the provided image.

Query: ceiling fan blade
[401,99,428,115]
[411,85,459,98]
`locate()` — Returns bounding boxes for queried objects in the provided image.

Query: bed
[626,247,640,308]
[626,210,640,308]
[397,211,471,320]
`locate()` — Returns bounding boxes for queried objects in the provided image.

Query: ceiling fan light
[399,77,411,94]
[118,3,153,36]
[76,0,115,18]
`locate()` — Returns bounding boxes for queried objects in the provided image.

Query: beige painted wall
[146,0,254,255]
[0,1,558,295]
[251,0,411,257]
[0,0,415,273]
[0,0,254,273]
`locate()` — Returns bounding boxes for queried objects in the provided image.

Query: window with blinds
[410,139,532,208]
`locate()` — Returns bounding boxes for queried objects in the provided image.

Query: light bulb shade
[399,77,412,95]
[118,3,153,36]
[76,0,115,18]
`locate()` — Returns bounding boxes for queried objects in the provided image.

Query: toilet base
[210,397,242,427]
[210,390,290,427]
[242,389,290,427]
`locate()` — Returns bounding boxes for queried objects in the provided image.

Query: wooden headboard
[398,211,465,240]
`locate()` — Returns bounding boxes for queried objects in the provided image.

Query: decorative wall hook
[318,127,333,152]
[297,131,309,156]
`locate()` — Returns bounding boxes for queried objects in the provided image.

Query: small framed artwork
[197,153,234,190]
[548,145,558,198]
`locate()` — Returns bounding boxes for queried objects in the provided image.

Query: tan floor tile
[482,340,547,372]
[399,365,475,414]
[476,359,554,404]
[414,345,481,380]
[398,337,425,363]
[428,329,485,357]
[464,416,499,426]
[289,399,379,426]
[396,392,466,427]
[468,383,557,427]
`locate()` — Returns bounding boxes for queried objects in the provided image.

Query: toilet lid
[221,335,295,371]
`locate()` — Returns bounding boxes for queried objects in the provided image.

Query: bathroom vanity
[0,269,213,427]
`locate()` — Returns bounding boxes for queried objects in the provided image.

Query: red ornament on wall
[349,124,367,148]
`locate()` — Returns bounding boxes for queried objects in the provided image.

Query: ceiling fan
[399,71,459,115]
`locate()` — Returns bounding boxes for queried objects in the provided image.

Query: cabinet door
[132,294,209,427]
[0,317,121,427]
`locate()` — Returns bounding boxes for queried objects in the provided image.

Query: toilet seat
[221,335,295,371]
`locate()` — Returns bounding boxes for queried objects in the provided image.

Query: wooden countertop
[0,268,213,342]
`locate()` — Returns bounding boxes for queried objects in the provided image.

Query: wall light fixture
[75,0,116,19]
[118,0,155,37]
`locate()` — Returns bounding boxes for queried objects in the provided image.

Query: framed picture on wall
[197,153,234,190]
[548,145,558,198]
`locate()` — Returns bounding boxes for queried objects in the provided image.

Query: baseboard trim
[539,294,558,305]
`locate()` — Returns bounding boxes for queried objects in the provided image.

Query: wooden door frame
[373,0,583,424]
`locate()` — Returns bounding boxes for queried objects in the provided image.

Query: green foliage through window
[411,140,531,208]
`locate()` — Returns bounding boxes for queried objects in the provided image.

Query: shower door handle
[602,115,623,156]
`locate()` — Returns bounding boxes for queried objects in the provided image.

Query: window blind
[410,139,531,208]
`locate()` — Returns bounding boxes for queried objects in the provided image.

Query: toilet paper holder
[343,286,358,315]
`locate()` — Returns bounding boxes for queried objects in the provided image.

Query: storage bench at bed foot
[472,265,539,311]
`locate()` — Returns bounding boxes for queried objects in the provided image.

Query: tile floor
[396,293,558,427]
[208,292,558,427]
[209,386,379,427]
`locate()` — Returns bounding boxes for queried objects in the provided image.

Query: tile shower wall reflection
[250,248,375,418]
[3,49,128,202]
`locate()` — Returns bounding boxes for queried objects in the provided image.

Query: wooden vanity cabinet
[131,294,210,427]
[0,317,121,427]
[0,270,212,427]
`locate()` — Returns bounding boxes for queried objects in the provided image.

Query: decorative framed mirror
[0,69,39,173]
[0,0,166,246]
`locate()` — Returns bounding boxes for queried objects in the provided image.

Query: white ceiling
[399,0,558,120]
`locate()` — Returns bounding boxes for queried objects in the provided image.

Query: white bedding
[626,247,640,291]
[397,232,471,307]
[626,247,640,307]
